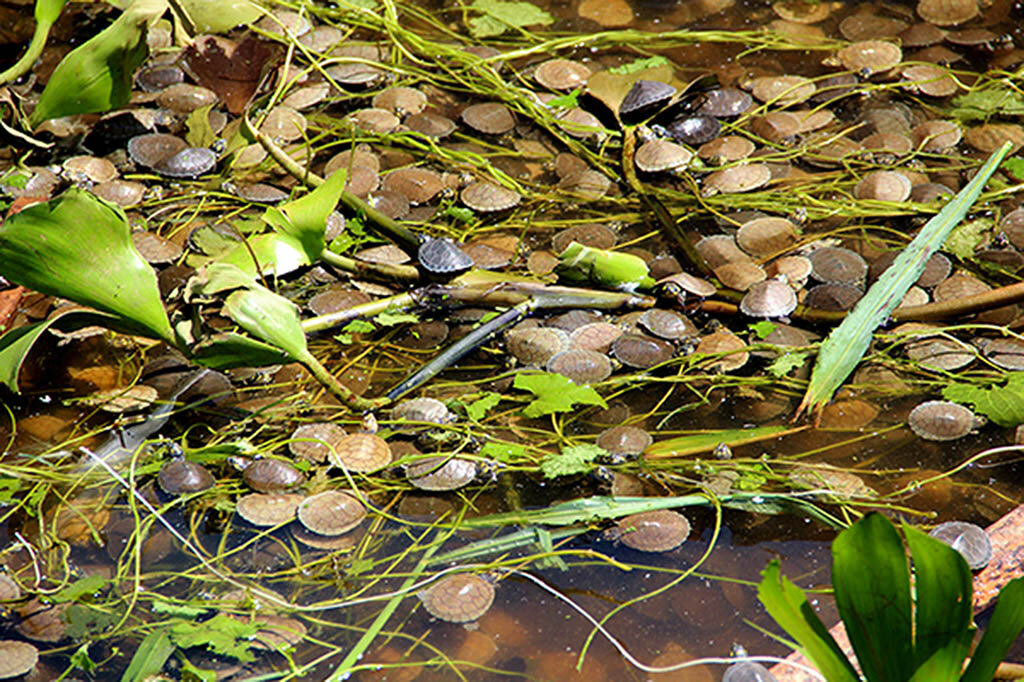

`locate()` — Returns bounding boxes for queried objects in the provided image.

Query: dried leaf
[180,35,274,115]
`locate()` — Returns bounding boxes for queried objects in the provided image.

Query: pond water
[1,0,1024,678]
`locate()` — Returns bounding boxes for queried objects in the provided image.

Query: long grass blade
[797,141,1014,418]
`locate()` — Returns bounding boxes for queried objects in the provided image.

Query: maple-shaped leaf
[180,35,276,114]
[514,371,607,418]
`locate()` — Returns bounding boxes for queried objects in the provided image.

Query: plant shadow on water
[2,0,1024,677]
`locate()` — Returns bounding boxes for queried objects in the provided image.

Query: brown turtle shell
[419,573,495,622]
[297,490,366,536]
[611,510,690,552]
[612,333,674,369]
[243,459,305,493]
[596,426,653,457]
[329,433,392,473]
[236,493,304,527]
[0,640,38,678]
[289,422,347,463]
[546,349,613,384]
[158,459,215,495]
[907,400,978,441]
[405,456,477,491]
[507,327,571,366]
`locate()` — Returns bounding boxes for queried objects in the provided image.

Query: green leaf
[0,478,21,504]
[541,443,607,478]
[29,0,165,126]
[467,0,554,37]
[962,577,1024,682]
[190,332,291,369]
[750,320,777,339]
[65,603,119,638]
[169,614,261,662]
[71,643,98,674]
[943,218,992,260]
[374,311,420,326]
[178,0,261,32]
[0,0,67,86]
[180,660,219,682]
[343,319,376,334]
[0,189,175,345]
[546,89,580,109]
[514,371,608,418]
[53,575,107,602]
[902,524,972,679]
[556,242,654,291]
[757,560,860,682]
[184,104,218,147]
[1004,157,1024,181]
[608,56,670,74]
[832,513,914,682]
[943,373,1024,427]
[478,440,528,462]
[948,86,1024,123]
[151,600,208,618]
[767,351,808,377]
[465,392,502,421]
[223,288,308,362]
[217,232,311,277]
[798,142,1013,417]
[121,629,175,682]
[263,163,348,265]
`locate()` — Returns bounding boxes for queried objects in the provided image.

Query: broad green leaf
[644,424,805,459]
[467,0,554,37]
[151,600,208,617]
[798,142,1013,417]
[217,232,310,277]
[541,443,607,478]
[184,104,218,147]
[190,332,291,369]
[1004,157,1024,181]
[943,373,1024,427]
[0,0,67,85]
[832,513,913,682]
[961,577,1024,682]
[478,440,528,462]
[556,242,654,291]
[169,614,261,662]
[29,0,166,126]
[608,56,670,75]
[464,392,502,421]
[514,371,608,418]
[374,311,420,326]
[0,189,175,344]
[121,629,175,682]
[179,660,218,682]
[263,165,348,263]
[948,86,1024,123]
[0,319,53,393]
[943,218,992,260]
[757,560,861,682]
[546,89,580,109]
[223,287,309,362]
[903,524,972,677]
[750,320,777,339]
[53,575,107,602]
[178,0,261,32]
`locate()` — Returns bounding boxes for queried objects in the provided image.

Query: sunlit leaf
[374,311,419,326]
[223,287,308,362]
[514,371,608,418]
[467,0,554,37]
[0,189,175,345]
[121,629,174,682]
[556,242,654,291]
[767,351,807,377]
[151,600,208,618]
[178,0,262,33]
[757,560,861,682]
[798,142,1013,418]
[29,0,166,126]
[962,577,1024,682]
[749,320,777,339]
[546,89,580,109]
[264,163,347,261]
[943,373,1024,427]
[0,0,67,86]
[478,440,529,462]
[217,232,309,277]
[541,443,607,478]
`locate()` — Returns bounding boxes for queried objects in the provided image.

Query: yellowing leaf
[514,371,607,418]
[943,373,1024,427]
[541,443,607,478]
[944,218,992,260]
[467,0,554,38]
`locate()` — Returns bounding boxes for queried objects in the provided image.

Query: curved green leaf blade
[178,0,260,32]
[217,232,310,277]
[0,189,175,344]
[903,524,973,678]
[832,513,914,682]
[0,0,67,85]
[962,576,1024,682]
[757,560,860,682]
[29,0,166,126]
[798,141,1014,417]
[190,332,290,369]
[222,287,308,362]
[264,165,348,261]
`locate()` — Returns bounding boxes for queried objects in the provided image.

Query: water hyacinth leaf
[961,577,1024,682]
[29,0,166,127]
[217,232,310,277]
[797,142,1013,418]
[178,0,261,32]
[832,513,914,682]
[262,166,348,263]
[466,0,554,37]
[556,241,655,291]
[0,0,67,85]
[0,189,175,344]
[943,372,1024,427]
[222,287,308,362]
[903,524,973,678]
[757,561,861,682]
[190,332,290,369]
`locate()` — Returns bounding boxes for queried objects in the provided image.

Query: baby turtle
[534,58,591,90]
[242,459,305,493]
[702,164,772,196]
[804,282,863,311]
[158,458,215,495]
[907,400,981,441]
[570,322,623,354]
[975,337,1024,370]
[419,573,495,622]
[236,493,304,527]
[460,102,515,135]
[596,425,652,458]
[736,217,800,258]
[460,181,521,212]
[619,80,676,119]
[418,238,474,274]
[665,115,721,146]
[638,309,697,340]
[928,521,992,570]
[329,432,392,473]
[546,349,613,384]
[634,140,693,173]
[612,333,675,369]
[723,661,779,682]
[506,327,571,366]
[606,510,690,552]
[0,640,39,679]
[834,40,902,75]
[154,147,217,178]
[297,490,366,536]
[405,456,477,491]
[392,397,456,431]
[809,246,868,284]
[693,87,753,117]
[289,422,347,463]
[740,278,798,317]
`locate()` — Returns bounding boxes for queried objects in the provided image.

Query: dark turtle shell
[242,459,306,492]
[158,458,215,495]
[154,147,217,178]
[619,80,676,119]
[418,238,474,274]
[665,115,721,146]
[693,88,753,117]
